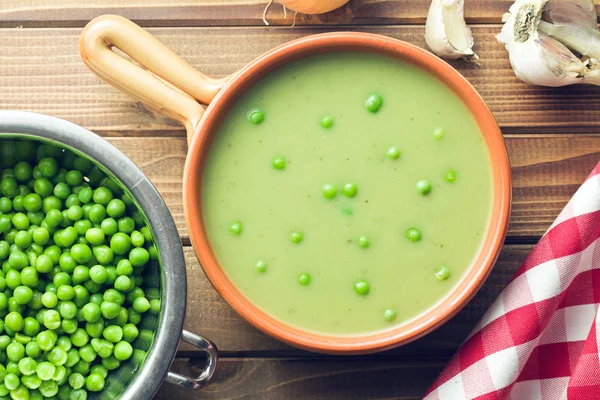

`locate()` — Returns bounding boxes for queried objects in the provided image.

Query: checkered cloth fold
[425,162,600,400]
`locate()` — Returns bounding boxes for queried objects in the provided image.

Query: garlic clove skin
[538,0,600,59]
[425,0,478,60]
[502,33,587,87]
[497,0,600,87]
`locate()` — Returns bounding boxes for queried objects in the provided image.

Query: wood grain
[0,0,596,26]
[155,358,443,400]
[102,135,600,241]
[3,26,600,131]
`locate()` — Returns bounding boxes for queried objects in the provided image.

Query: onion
[277,0,349,14]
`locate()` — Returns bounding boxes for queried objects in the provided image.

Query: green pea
[113,276,131,292]
[342,183,358,198]
[66,205,83,222]
[25,342,40,359]
[34,255,52,275]
[357,236,370,249]
[8,251,28,270]
[77,187,93,204]
[65,170,83,187]
[103,289,124,306]
[255,261,267,273]
[89,265,108,285]
[117,217,135,234]
[121,324,139,343]
[383,309,397,322]
[102,326,123,344]
[322,184,337,199]
[132,297,150,313]
[433,127,445,140]
[130,230,145,247]
[52,183,71,200]
[115,260,133,277]
[5,312,23,332]
[36,362,56,381]
[0,178,18,198]
[11,214,29,231]
[272,157,286,171]
[43,310,61,330]
[88,204,106,224]
[68,373,84,390]
[444,170,457,183]
[20,268,38,289]
[386,146,400,160]
[38,158,59,178]
[14,231,32,250]
[23,194,42,213]
[110,233,131,256]
[92,245,113,265]
[44,209,62,228]
[79,344,97,363]
[106,199,126,218]
[320,116,333,129]
[31,228,49,246]
[129,248,149,267]
[365,94,383,113]
[90,338,113,359]
[6,342,25,362]
[298,273,311,286]
[58,302,77,321]
[65,194,80,209]
[229,222,242,235]
[354,280,370,296]
[435,266,451,281]
[100,302,120,320]
[6,270,22,289]
[290,232,303,244]
[3,373,19,391]
[82,303,101,323]
[33,179,53,197]
[21,375,41,390]
[416,180,432,195]
[13,287,32,305]
[406,228,422,242]
[13,163,32,182]
[70,329,89,348]
[92,187,113,206]
[247,108,265,125]
[100,218,118,236]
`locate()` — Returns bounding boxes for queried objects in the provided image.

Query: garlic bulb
[425,0,478,61]
[497,0,600,87]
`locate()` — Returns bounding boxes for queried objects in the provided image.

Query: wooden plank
[154,358,443,399]
[177,244,528,355]
[101,135,600,241]
[2,26,600,131]
[1,0,597,26]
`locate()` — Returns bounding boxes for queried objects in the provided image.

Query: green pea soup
[202,51,492,335]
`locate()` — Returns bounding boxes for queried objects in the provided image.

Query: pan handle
[165,330,219,390]
[79,15,230,145]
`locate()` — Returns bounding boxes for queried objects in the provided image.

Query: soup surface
[202,52,492,335]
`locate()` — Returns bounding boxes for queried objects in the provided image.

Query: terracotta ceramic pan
[80,15,511,355]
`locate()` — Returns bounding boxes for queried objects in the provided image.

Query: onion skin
[277,0,349,14]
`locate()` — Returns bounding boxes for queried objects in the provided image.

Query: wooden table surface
[2,1,600,398]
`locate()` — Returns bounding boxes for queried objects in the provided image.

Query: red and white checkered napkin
[425,162,600,400]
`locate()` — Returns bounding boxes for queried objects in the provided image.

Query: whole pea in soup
[202,52,492,335]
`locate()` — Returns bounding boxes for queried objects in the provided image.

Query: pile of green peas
[0,140,160,400]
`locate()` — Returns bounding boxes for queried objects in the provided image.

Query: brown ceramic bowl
[80,15,511,354]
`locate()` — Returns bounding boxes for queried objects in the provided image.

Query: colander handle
[165,330,219,390]
[79,14,231,145]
